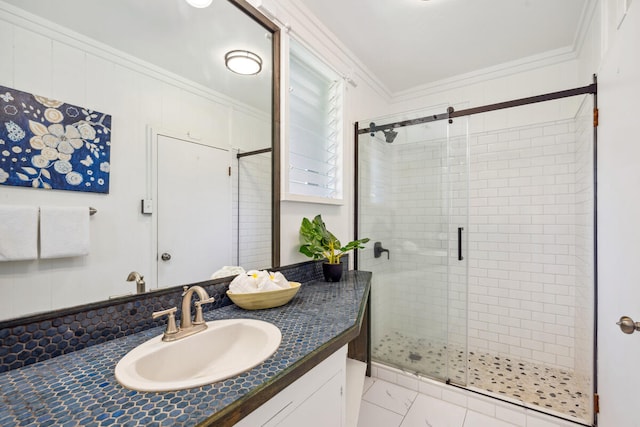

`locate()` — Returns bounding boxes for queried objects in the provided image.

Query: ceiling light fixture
[185,0,212,8]
[225,50,263,75]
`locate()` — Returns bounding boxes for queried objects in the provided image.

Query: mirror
[0,0,280,320]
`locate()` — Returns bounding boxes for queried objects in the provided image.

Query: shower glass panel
[359,93,595,424]
[234,150,272,269]
[357,107,469,384]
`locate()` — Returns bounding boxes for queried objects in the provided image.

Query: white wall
[0,4,270,319]
[591,1,640,426]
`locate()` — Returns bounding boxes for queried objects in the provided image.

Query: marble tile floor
[358,377,586,427]
[373,331,591,424]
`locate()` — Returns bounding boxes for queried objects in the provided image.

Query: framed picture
[0,85,111,194]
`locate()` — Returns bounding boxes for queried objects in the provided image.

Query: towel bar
[37,207,97,215]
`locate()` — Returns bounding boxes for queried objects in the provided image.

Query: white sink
[115,318,281,392]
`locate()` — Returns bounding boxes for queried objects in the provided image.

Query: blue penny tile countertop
[0,271,371,426]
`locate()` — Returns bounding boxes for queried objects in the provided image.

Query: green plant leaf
[298,215,369,264]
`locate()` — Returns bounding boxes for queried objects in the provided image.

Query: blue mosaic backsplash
[0,259,340,373]
[0,280,229,373]
[0,268,368,427]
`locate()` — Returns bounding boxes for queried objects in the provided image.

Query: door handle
[458,227,464,261]
[161,252,172,261]
[617,316,640,334]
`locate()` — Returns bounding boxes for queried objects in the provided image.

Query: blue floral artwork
[0,85,111,193]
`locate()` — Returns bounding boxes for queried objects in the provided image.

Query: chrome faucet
[152,285,215,342]
[126,271,146,293]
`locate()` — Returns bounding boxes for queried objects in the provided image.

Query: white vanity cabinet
[235,346,347,427]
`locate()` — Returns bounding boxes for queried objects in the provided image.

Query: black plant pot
[322,263,343,282]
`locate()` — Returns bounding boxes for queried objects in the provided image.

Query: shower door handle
[458,227,464,261]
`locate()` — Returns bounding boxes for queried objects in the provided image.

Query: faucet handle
[193,297,215,325]
[152,307,179,337]
[196,297,215,306]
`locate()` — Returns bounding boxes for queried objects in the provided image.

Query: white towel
[0,205,39,261]
[229,270,290,293]
[261,271,290,291]
[211,266,245,279]
[40,206,90,259]
[229,271,261,293]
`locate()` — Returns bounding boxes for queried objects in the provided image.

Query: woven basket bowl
[227,282,301,310]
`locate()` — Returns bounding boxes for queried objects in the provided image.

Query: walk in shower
[356,88,596,424]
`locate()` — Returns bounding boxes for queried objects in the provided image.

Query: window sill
[282,193,344,206]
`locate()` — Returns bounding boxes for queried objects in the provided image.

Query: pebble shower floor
[373,331,591,424]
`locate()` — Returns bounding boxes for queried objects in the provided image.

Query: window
[286,39,343,202]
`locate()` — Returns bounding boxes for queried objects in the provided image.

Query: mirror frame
[230,0,280,268]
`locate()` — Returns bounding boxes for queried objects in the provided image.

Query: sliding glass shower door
[358,90,596,423]
[357,107,469,385]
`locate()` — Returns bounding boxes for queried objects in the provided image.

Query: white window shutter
[288,41,343,200]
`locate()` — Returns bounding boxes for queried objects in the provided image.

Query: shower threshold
[373,331,591,425]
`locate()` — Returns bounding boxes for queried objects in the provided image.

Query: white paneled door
[597,4,640,427]
[156,134,232,288]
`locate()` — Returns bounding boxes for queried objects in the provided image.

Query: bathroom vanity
[0,269,371,426]
[235,345,348,427]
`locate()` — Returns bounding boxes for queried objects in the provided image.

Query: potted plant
[299,215,370,282]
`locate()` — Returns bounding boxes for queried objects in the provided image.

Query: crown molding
[389,46,578,105]
[388,0,598,104]
[251,1,598,108]
[573,0,600,57]
[0,0,269,118]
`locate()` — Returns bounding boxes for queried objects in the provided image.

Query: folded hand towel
[40,206,90,259]
[211,266,245,279]
[0,205,39,261]
[257,279,282,292]
[262,271,289,290]
[229,270,261,293]
[229,270,291,293]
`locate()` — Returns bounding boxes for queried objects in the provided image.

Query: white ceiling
[2,0,273,111]
[298,0,591,94]
[3,0,591,107]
